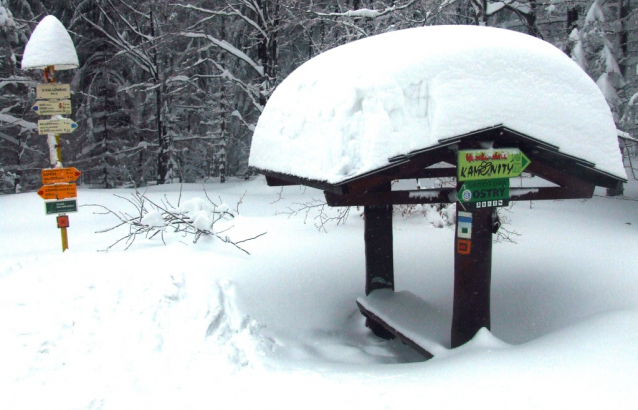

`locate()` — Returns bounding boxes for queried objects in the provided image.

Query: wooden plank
[509,186,594,201]
[452,207,493,348]
[357,300,434,359]
[400,166,457,180]
[265,176,297,187]
[325,184,596,207]
[259,170,346,195]
[527,146,625,189]
[342,146,455,195]
[325,188,455,207]
[364,189,394,295]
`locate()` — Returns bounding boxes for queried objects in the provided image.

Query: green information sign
[45,199,78,215]
[457,178,510,209]
[458,148,531,181]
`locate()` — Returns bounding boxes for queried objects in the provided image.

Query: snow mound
[177,198,233,232]
[250,25,624,183]
[461,327,510,350]
[0,263,274,397]
[140,210,165,228]
[21,15,79,70]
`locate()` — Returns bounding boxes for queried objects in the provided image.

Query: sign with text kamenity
[458,148,531,181]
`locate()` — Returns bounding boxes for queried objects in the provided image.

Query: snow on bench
[356,289,449,359]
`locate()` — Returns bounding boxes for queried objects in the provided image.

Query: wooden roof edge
[440,126,626,186]
[528,145,627,188]
[257,125,626,196]
[257,169,347,195]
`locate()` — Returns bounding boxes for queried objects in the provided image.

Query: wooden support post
[44,65,69,252]
[364,204,394,294]
[451,206,493,348]
[363,183,395,339]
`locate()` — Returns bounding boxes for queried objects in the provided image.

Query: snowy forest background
[0,0,636,193]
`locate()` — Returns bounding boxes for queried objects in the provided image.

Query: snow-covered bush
[396,203,456,228]
[89,189,264,253]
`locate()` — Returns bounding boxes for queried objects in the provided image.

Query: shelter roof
[249,25,626,186]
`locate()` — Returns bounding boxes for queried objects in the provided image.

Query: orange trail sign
[37,183,77,200]
[41,167,81,184]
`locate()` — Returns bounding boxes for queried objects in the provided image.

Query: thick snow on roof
[21,15,79,71]
[250,26,626,183]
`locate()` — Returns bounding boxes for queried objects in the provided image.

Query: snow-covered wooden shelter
[249,25,627,356]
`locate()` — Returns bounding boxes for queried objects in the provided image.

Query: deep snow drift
[250,26,624,183]
[1,177,638,409]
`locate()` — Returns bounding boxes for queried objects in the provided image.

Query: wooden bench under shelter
[248,26,628,358]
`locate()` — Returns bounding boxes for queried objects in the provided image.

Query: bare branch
[86,190,265,253]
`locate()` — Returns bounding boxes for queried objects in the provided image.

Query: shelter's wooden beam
[261,171,347,195]
[326,184,595,207]
[342,147,457,195]
[325,189,455,207]
[326,157,598,207]
[400,166,457,180]
[265,176,297,186]
[509,186,594,201]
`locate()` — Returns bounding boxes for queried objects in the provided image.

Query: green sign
[45,199,78,215]
[458,148,531,181]
[458,178,510,209]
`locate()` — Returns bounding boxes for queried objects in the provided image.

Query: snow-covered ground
[1,176,638,409]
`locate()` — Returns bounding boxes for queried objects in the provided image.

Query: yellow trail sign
[38,118,78,135]
[41,167,81,184]
[32,99,72,115]
[37,183,77,200]
[36,83,71,99]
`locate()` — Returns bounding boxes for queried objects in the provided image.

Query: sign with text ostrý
[458,148,531,181]
[457,178,510,209]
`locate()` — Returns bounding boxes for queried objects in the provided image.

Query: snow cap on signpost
[21,15,78,70]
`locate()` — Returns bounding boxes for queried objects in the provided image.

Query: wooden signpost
[35,73,79,252]
[22,15,80,252]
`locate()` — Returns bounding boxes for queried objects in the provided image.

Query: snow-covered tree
[0,0,43,193]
